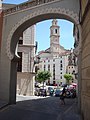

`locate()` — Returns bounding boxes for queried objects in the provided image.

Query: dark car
[48,87,54,96]
[34,88,47,96]
[55,89,62,97]
[65,88,76,98]
[39,89,47,97]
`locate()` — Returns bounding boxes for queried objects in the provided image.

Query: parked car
[39,89,47,97]
[47,87,54,96]
[65,88,76,98]
[34,88,47,97]
[54,89,62,97]
[34,88,39,96]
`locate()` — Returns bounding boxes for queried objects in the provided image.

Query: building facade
[38,53,70,85]
[17,26,36,96]
[66,48,78,83]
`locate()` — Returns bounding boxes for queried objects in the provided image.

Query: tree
[64,74,73,85]
[36,70,51,88]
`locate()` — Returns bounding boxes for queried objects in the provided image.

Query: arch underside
[6,7,79,60]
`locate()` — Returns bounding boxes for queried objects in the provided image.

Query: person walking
[60,87,66,105]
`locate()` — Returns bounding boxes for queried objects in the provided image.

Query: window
[60,64,63,68]
[53,59,55,62]
[53,64,55,71]
[53,75,55,80]
[48,64,50,71]
[61,76,62,79]
[53,81,56,85]
[60,60,62,63]
[44,65,46,71]
[48,60,50,62]
[55,29,57,33]
[18,40,23,44]
[53,64,55,68]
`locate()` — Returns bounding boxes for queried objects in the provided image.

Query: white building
[36,19,72,85]
[38,53,70,85]
[17,25,36,96]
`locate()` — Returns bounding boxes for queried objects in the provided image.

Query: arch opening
[4,8,81,104]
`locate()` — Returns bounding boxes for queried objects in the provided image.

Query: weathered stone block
[82,67,90,79]
[82,56,90,69]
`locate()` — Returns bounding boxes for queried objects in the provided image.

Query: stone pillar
[0,52,18,104]
[9,57,18,104]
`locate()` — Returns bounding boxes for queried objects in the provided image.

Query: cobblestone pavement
[0,96,81,120]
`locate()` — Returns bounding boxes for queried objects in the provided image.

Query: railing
[4,0,57,15]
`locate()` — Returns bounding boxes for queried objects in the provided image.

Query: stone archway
[0,3,81,104]
[6,7,79,60]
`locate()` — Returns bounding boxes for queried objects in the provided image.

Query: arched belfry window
[55,29,57,34]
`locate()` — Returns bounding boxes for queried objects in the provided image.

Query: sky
[36,19,74,52]
[3,0,74,52]
[3,0,27,4]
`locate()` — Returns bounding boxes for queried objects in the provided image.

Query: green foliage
[64,74,73,84]
[36,70,51,83]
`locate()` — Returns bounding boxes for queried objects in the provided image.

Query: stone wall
[81,6,90,120]
[0,11,3,49]
[17,72,35,96]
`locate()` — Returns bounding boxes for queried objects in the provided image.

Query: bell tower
[50,19,60,58]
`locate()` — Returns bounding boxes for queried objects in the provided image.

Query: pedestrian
[60,87,66,105]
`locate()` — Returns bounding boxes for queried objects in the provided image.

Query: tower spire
[50,19,60,58]
[52,19,58,26]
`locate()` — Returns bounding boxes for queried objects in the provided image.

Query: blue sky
[3,0,27,4]
[36,19,74,52]
[3,0,74,52]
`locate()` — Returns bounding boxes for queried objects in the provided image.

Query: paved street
[0,96,81,120]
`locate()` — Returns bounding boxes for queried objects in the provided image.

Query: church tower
[50,19,60,58]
